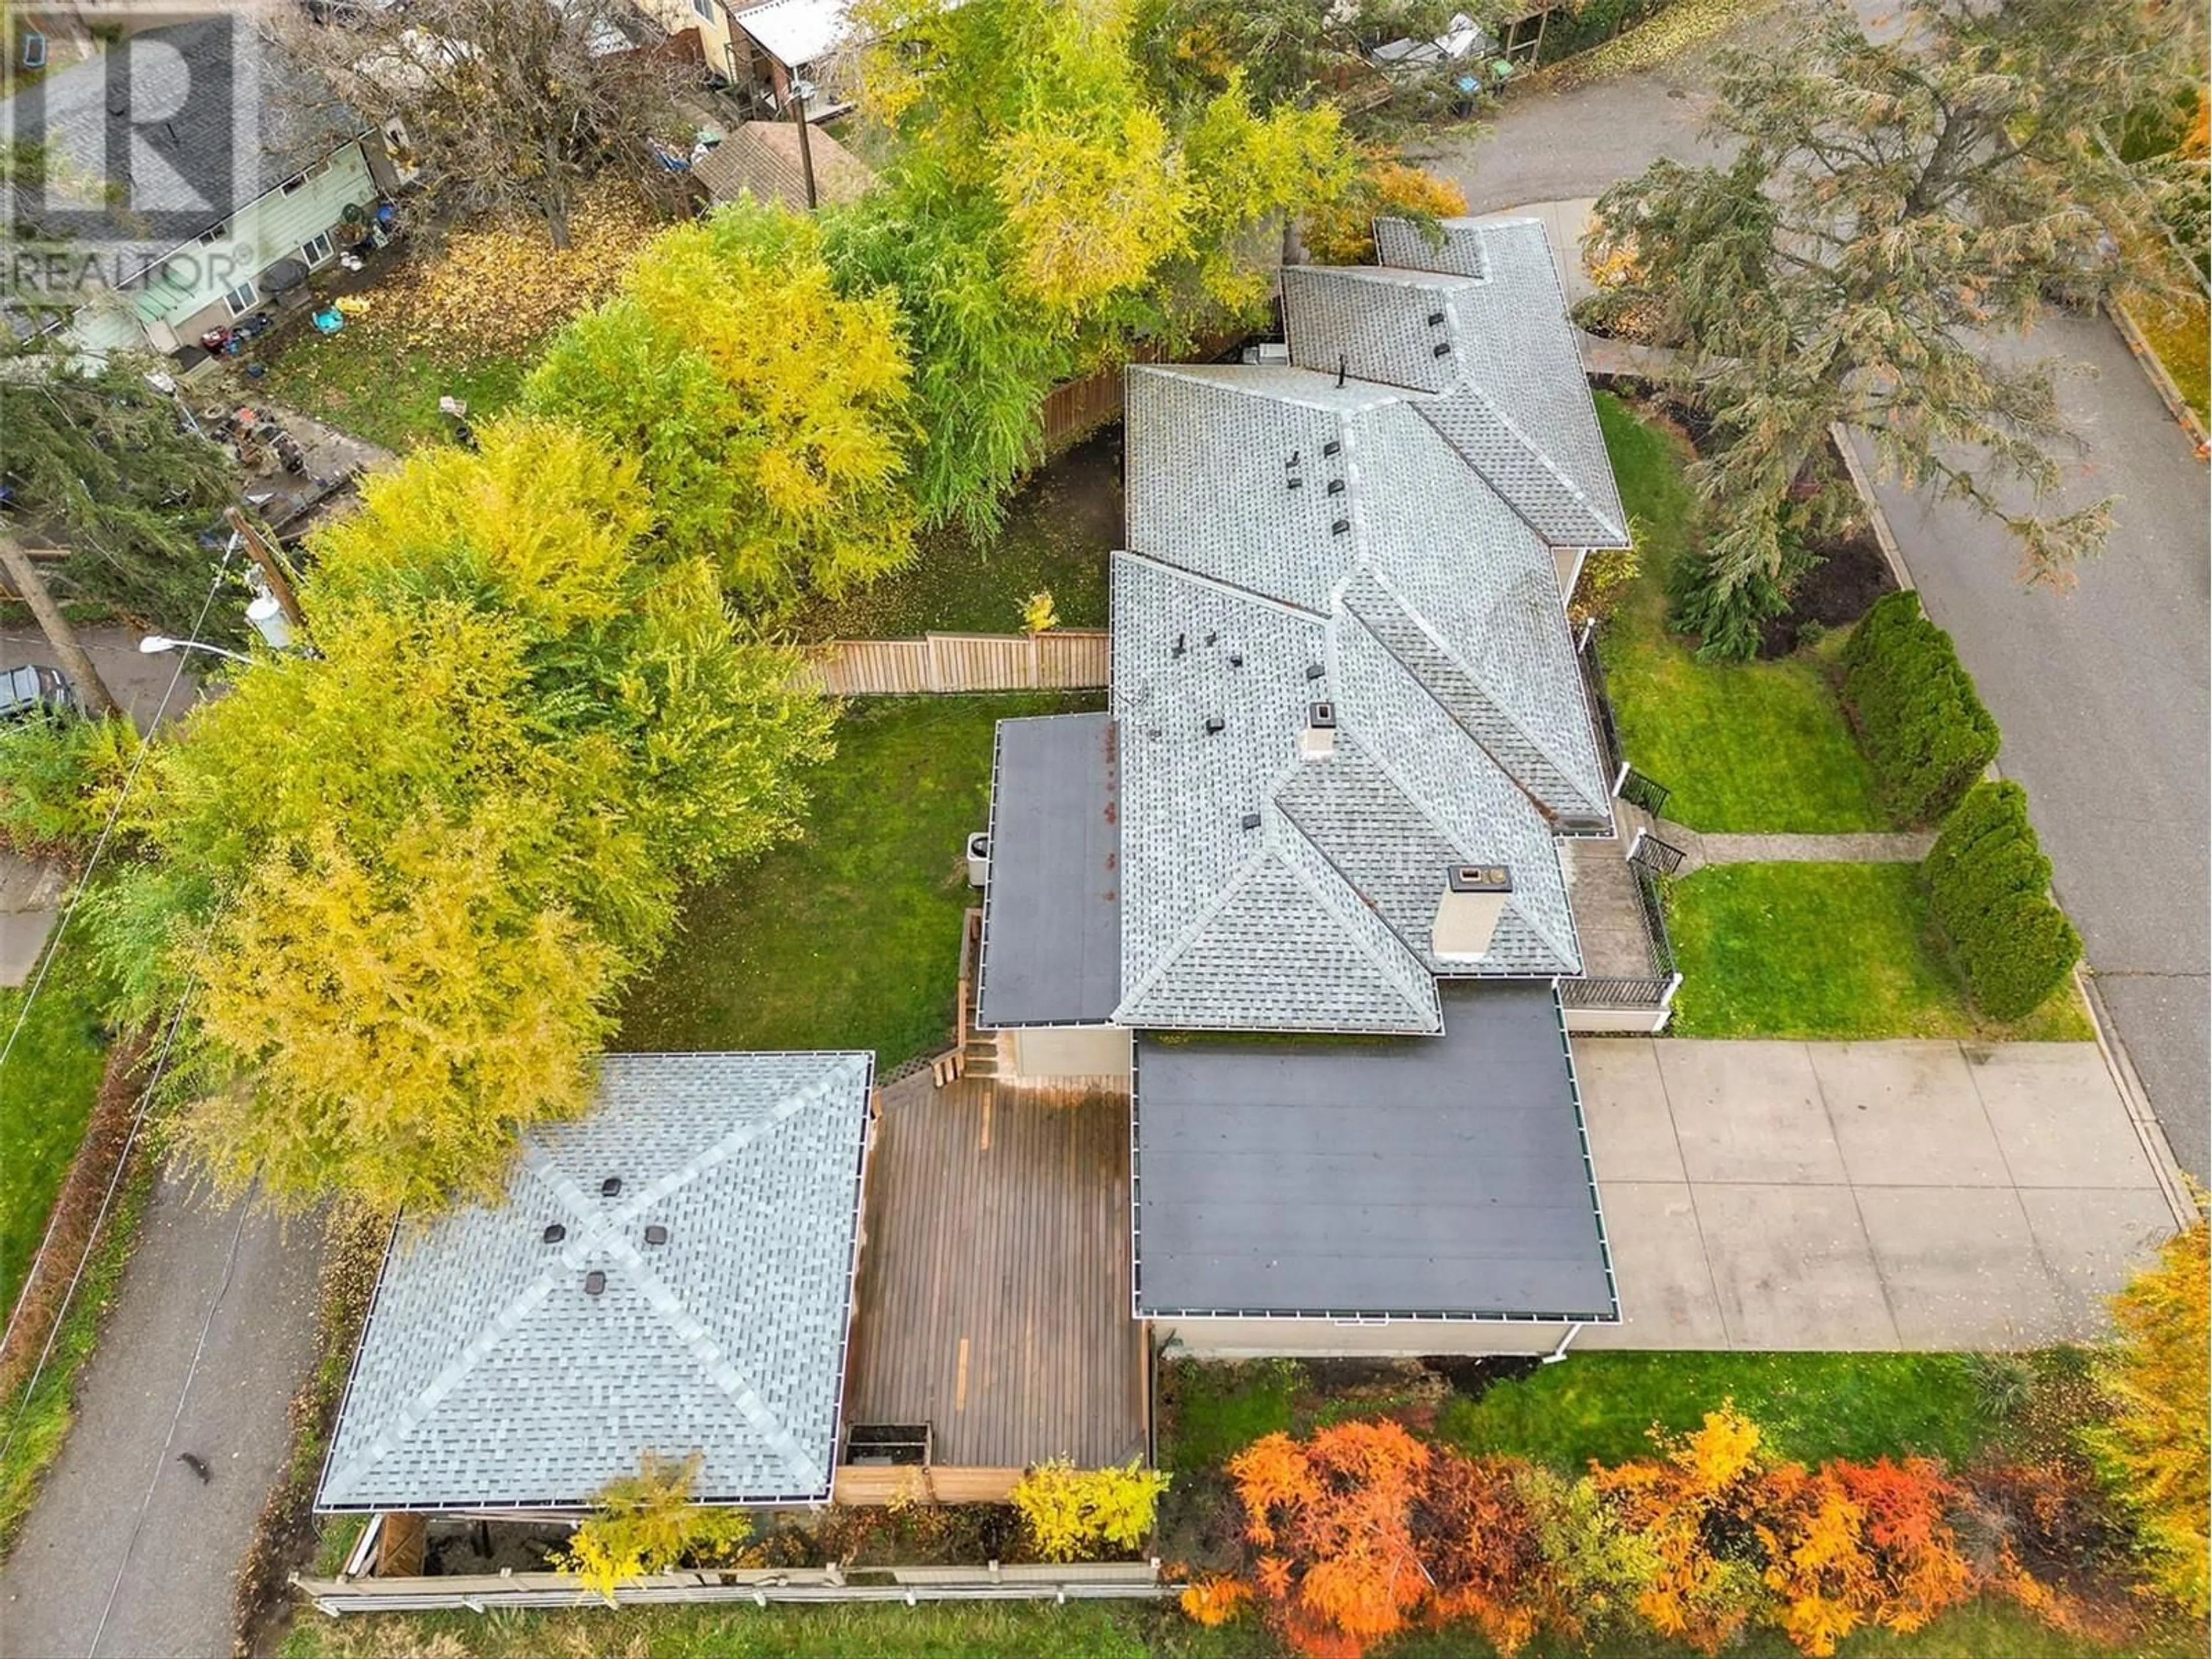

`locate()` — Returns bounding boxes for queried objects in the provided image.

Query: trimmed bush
[1922,782,2081,1021]
[1841,592,1999,823]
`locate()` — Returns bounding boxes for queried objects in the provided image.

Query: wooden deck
[843,1074,1147,1473]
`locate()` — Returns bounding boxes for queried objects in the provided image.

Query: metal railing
[1618,767,1672,820]
[1560,865,1680,1011]
[1628,831,1688,878]
[1576,625,1627,783]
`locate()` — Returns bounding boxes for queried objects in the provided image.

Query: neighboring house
[725,0,859,117]
[974,216,1665,1357]
[316,1052,875,1516]
[0,16,410,363]
[694,118,874,210]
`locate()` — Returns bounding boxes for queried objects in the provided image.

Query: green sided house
[0,15,412,365]
[971,216,1681,1359]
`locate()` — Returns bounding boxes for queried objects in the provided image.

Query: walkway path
[1577,1037,2187,1350]
[1657,825,1938,872]
[0,1179,324,1659]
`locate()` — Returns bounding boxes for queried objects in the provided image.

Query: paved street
[1580,1039,2185,1350]
[0,1179,324,1659]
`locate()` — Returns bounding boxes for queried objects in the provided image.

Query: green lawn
[793,431,1122,641]
[0,959,113,1321]
[1435,1351,1994,1471]
[618,694,1102,1070]
[252,324,533,454]
[1666,862,2092,1041]
[2127,290,2211,425]
[1593,394,1892,834]
[0,1153,148,1558]
[272,1588,2202,1659]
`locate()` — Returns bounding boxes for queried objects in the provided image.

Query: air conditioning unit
[965,832,990,888]
[1240,340,1293,366]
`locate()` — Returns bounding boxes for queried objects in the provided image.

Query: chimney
[1431,864,1512,961]
[1299,700,1337,761]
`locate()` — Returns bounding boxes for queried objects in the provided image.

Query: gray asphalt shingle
[317,1052,873,1513]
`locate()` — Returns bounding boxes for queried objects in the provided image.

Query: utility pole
[0,528,121,718]
[223,507,306,633]
[788,74,819,209]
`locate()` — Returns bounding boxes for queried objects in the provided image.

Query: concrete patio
[1577,1038,2187,1351]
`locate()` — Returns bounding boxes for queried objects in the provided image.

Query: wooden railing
[801,631,1109,696]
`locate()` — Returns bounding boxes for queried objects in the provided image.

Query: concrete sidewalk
[1577,1039,2184,1351]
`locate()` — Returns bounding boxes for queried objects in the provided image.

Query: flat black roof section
[975,714,1122,1028]
[1132,981,1616,1321]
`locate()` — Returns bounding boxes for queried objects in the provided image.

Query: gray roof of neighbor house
[0,17,361,269]
[1112,218,1616,1033]
[316,1052,873,1513]
[975,713,1122,1028]
[1132,980,1616,1320]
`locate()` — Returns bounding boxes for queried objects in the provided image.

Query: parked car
[0,664,81,723]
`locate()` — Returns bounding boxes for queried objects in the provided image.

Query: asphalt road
[1849,316,2211,1178]
[0,1179,324,1659]
[1441,22,2210,1179]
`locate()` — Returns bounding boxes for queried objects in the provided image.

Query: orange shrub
[1301,157,1468,266]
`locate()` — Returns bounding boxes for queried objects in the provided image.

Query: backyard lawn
[1593,394,1892,834]
[253,324,532,455]
[792,430,1123,641]
[618,693,1103,1070]
[1665,862,2092,1041]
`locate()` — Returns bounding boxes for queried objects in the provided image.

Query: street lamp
[139,635,252,666]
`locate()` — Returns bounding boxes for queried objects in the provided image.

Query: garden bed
[616,692,1104,1070]
[1664,862,2092,1041]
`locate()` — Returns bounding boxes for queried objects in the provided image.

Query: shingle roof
[1287,219,1630,550]
[0,17,360,268]
[1111,222,1624,1030]
[317,1052,873,1513]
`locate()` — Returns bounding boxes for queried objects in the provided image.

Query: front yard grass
[1666,862,2092,1041]
[1434,1350,1994,1471]
[1593,393,1892,834]
[2124,289,2211,425]
[618,693,1103,1070]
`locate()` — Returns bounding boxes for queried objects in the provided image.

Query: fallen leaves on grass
[1545,0,1778,89]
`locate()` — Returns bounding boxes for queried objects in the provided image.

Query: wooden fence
[802,631,1108,695]
[1039,329,1247,453]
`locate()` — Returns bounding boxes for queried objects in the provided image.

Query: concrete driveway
[1577,1039,2184,1351]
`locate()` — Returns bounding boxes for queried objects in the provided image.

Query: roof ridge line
[1264,785,1440,1021]
[1111,547,1332,622]
[1127,360,1398,417]
[1357,559,1611,825]
[1115,844,1275,1020]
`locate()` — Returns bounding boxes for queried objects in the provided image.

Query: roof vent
[1326,479,1344,495]
[600,1176,622,1198]
[584,1271,607,1296]
[1287,476,1303,490]
[1336,353,1347,388]
[1285,449,1301,468]
[1300,701,1338,762]
[1433,865,1514,962]
[1229,653,1244,668]
[1172,632,1186,658]
[1205,630,1217,646]
[1323,440,1342,458]
[1431,342,1452,358]
[543,1224,566,1245]
[1427,310,1445,327]
[1203,715,1225,736]
[1305,663,1325,681]
[644,1224,669,1246]
[1240,811,1262,831]
[1331,519,1350,536]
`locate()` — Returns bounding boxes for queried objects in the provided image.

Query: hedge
[1923,781,2081,1021]
[1841,591,1999,824]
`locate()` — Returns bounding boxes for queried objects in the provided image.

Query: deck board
[844,1075,1146,1471]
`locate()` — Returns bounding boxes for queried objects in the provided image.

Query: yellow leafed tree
[557,1450,753,1604]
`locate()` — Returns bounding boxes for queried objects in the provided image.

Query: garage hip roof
[317,1051,873,1512]
[1131,981,1616,1321]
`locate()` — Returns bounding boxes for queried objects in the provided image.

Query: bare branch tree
[282,0,702,248]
